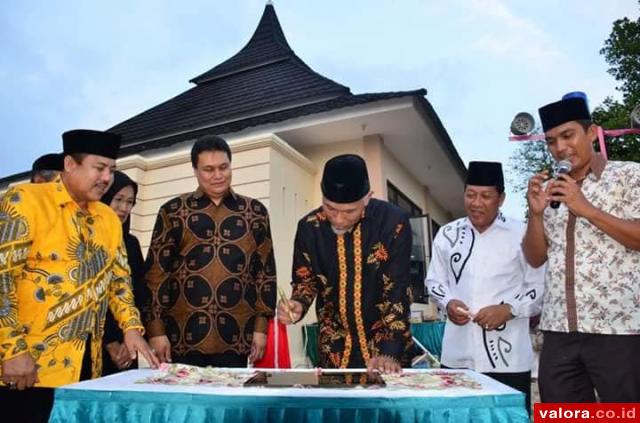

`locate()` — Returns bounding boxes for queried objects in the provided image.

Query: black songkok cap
[321,154,371,203]
[538,97,591,132]
[466,161,504,191]
[32,153,64,172]
[62,129,121,160]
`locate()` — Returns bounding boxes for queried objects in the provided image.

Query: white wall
[298,138,365,206]
[265,139,317,367]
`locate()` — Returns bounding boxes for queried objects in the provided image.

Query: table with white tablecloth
[49,368,528,423]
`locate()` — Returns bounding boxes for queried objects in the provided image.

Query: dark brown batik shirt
[291,199,414,368]
[144,189,276,358]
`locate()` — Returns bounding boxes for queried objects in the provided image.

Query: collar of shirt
[464,211,510,234]
[52,176,102,217]
[337,199,375,234]
[361,200,374,221]
[192,187,238,205]
[586,153,607,182]
[313,199,375,234]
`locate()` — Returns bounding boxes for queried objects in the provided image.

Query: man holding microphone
[523,95,640,402]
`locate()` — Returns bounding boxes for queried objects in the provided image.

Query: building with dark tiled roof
[1,3,466,365]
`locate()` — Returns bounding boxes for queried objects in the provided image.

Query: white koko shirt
[426,214,545,373]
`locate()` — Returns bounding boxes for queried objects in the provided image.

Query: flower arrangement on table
[384,371,482,390]
[136,364,481,391]
[136,363,255,387]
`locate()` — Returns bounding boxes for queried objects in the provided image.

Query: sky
[1,0,638,217]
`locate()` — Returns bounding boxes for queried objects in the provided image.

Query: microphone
[550,159,572,209]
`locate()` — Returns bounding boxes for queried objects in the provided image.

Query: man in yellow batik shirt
[0,129,159,423]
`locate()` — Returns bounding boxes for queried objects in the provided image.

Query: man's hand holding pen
[277,296,303,325]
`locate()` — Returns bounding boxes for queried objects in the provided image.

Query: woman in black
[100,171,149,375]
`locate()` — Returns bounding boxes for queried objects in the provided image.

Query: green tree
[593,4,640,161]
[600,5,640,104]
[592,99,640,162]
[507,140,553,199]
[509,3,640,200]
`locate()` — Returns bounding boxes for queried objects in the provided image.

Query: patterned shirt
[427,214,545,373]
[541,154,640,334]
[291,199,414,368]
[144,189,276,359]
[0,179,143,387]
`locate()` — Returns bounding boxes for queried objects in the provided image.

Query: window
[387,182,422,217]
[387,182,430,303]
[429,219,440,257]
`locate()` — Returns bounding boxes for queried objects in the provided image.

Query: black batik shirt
[291,199,414,368]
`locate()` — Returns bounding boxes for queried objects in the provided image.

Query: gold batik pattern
[352,225,370,363]
[0,180,143,387]
[336,234,352,367]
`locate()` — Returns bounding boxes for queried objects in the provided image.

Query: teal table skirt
[304,321,445,366]
[49,369,529,423]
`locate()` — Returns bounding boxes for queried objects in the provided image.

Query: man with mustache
[0,129,159,422]
[524,96,640,402]
[278,154,413,374]
[426,161,545,414]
